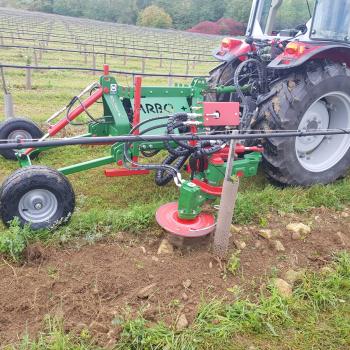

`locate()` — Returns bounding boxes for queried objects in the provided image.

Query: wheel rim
[295,92,350,173]
[18,189,58,223]
[7,130,32,142]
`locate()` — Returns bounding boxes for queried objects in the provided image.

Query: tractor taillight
[285,42,306,55]
[221,38,242,50]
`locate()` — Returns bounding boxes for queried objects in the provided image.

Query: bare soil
[0,207,349,348]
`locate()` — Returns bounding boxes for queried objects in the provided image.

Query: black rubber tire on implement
[0,117,44,160]
[0,166,75,229]
[254,61,350,186]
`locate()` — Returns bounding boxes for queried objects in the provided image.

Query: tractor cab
[247,0,350,42]
[214,0,350,66]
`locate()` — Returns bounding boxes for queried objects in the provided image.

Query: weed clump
[0,218,31,261]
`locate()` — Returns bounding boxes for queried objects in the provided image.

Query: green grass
[5,252,350,350]
[0,15,349,258]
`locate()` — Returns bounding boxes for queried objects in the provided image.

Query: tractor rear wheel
[206,61,239,102]
[255,62,350,186]
[0,166,75,229]
[0,117,43,160]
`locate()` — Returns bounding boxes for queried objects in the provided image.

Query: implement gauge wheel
[254,61,350,186]
[0,166,75,229]
[0,117,43,160]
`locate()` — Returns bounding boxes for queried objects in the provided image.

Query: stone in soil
[258,229,273,240]
[182,279,192,289]
[285,269,305,284]
[157,239,174,255]
[230,225,241,234]
[273,278,293,298]
[176,314,189,331]
[286,223,311,237]
[234,239,247,250]
[137,283,157,299]
[272,240,285,252]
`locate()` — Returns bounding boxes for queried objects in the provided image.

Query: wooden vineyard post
[92,54,96,75]
[38,43,42,61]
[84,44,88,64]
[214,137,240,258]
[141,57,146,73]
[25,65,32,90]
[33,50,38,67]
[168,59,173,86]
[1,65,14,119]
[185,55,189,76]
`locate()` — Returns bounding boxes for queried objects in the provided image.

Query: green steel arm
[58,155,115,175]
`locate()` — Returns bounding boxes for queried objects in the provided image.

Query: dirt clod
[182,292,189,301]
[335,232,349,247]
[89,321,109,334]
[23,243,45,263]
[291,231,302,240]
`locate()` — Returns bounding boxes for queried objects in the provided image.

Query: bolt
[34,202,43,210]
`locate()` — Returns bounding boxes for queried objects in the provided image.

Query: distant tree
[137,5,172,28]
[224,0,253,23]
[53,0,84,17]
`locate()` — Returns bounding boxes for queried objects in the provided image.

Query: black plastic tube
[2,129,350,151]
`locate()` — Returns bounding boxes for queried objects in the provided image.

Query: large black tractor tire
[0,166,75,229]
[254,61,350,186]
[0,117,43,160]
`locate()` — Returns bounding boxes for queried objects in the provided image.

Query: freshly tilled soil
[0,207,349,347]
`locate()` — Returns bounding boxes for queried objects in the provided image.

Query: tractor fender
[212,38,251,62]
[268,43,350,70]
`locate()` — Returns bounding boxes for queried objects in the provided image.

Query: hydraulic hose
[123,117,184,185]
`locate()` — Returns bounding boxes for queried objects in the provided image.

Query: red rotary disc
[156,202,216,238]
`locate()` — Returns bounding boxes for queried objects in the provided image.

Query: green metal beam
[58,155,115,175]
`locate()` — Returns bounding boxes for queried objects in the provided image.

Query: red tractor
[209,0,350,186]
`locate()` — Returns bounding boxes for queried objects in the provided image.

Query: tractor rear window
[311,0,350,41]
[257,0,316,36]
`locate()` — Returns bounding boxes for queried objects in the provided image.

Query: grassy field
[0,8,349,350]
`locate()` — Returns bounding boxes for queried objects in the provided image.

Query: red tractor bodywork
[213,37,350,70]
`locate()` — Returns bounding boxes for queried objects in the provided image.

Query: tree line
[0,0,253,29]
[0,0,315,31]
